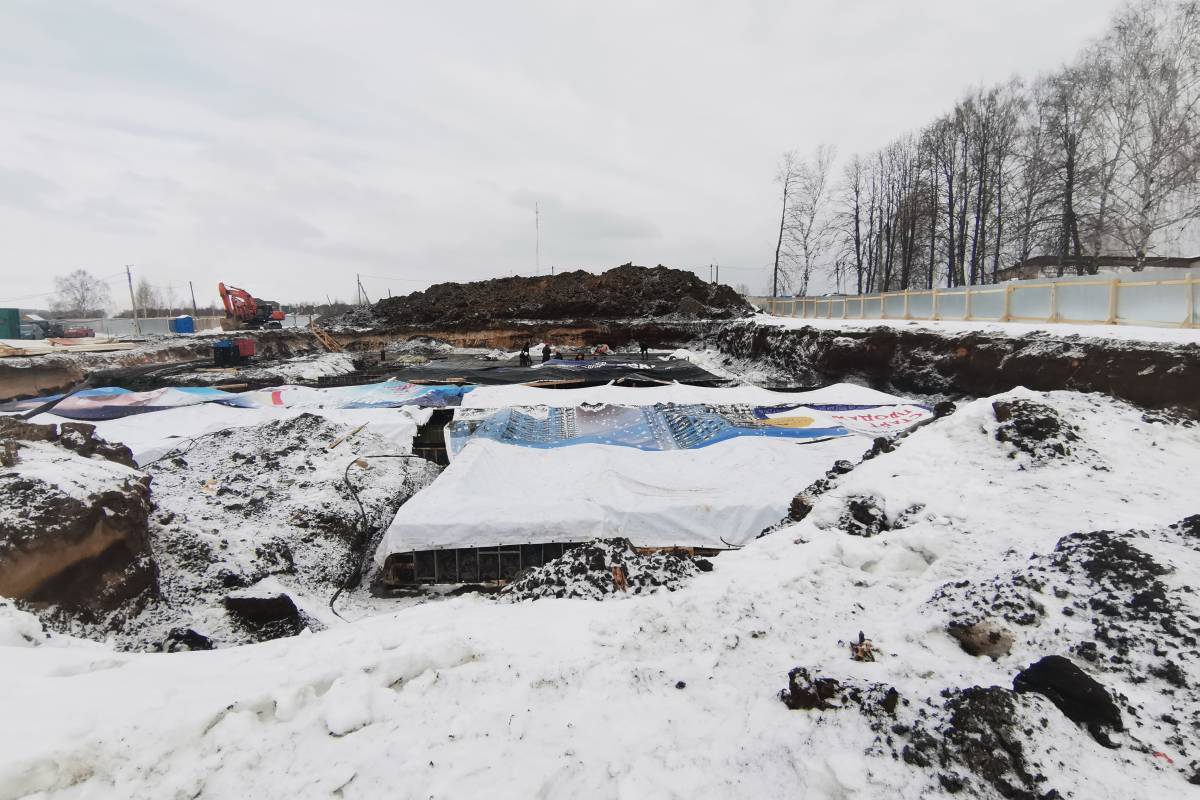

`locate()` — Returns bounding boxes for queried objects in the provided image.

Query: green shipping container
[0,308,19,340]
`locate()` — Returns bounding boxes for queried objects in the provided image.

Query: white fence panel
[1056,282,1110,323]
[1117,281,1189,326]
[907,292,934,318]
[745,269,1200,329]
[1008,285,1052,320]
[937,290,966,319]
[880,294,904,317]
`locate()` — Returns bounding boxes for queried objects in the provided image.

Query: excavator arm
[218,283,258,321]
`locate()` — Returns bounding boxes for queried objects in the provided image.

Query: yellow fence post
[1106,279,1119,324]
[903,290,910,319]
[963,285,972,321]
[931,288,939,320]
[1001,285,1012,321]
[1185,275,1195,328]
[1048,281,1058,322]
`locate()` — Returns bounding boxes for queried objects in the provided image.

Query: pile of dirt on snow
[498,539,704,601]
[781,658,1128,797]
[929,517,1200,783]
[349,265,753,328]
[992,398,1083,462]
[42,413,441,650]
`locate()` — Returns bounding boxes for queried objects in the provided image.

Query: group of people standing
[517,340,650,366]
[519,342,558,366]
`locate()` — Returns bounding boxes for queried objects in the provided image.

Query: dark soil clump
[1013,655,1122,746]
[993,399,1081,461]
[930,519,1200,781]
[498,538,700,601]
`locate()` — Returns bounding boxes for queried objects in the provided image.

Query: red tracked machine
[218,283,286,331]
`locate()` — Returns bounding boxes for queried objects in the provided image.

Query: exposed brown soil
[340,265,752,329]
[704,321,1200,418]
[0,420,156,618]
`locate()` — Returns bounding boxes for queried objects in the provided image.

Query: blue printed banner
[446,403,855,459]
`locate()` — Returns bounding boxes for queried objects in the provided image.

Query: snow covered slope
[1,389,1197,798]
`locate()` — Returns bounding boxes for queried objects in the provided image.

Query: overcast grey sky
[0,0,1125,309]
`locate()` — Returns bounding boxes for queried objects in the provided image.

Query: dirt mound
[498,539,701,601]
[0,416,135,467]
[993,399,1082,462]
[0,420,156,620]
[930,520,1200,780]
[39,413,440,650]
[352,265,752,329]
[779,669,1056,797]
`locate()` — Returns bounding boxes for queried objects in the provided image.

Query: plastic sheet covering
[378,355,724,386]
[459,380,915,409]
[446,403,851,458]
[446,401,932,458]
[0,380,472,421]
[376,435,875,554]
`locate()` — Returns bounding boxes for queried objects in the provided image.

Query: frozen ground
[1,386,1198,798]
[11,406,441,652]
[752,312,1200,346]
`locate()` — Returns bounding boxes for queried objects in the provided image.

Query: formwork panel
[458,548,480,583]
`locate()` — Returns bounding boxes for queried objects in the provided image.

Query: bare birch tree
[790,144,837,296]
[1108,0,1200,266]
[772,151,802,296]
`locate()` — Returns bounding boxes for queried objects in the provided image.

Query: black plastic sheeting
[317,356,727,388]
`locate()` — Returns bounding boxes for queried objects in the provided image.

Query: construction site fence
[748,269,1200,329]
[52,314,320,337]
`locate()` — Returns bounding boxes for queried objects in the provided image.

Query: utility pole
[188,281,198,317]
[535,202,540,275]
[356,273,361,305]
[125,265,141,334]
[715,263,719,285]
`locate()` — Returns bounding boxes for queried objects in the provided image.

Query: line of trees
[773,0,1200,296]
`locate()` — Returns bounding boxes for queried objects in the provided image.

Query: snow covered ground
[26,404,432,465]
[752,312,1200,346]
[2,386,1198,798]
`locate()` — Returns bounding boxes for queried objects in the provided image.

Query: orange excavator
[218,282,286,331]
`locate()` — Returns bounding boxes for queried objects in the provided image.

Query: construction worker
[640,341,649,359]
[519,342,531,367]
[541,343,551,363]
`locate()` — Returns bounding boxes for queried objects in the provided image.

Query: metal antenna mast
[535,202,541,275]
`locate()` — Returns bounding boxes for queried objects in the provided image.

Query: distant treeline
[774,0,1200,296]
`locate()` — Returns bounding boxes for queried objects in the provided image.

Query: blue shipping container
[169,316,195,334]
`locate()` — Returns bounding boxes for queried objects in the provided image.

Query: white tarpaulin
[376,435,873,556]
